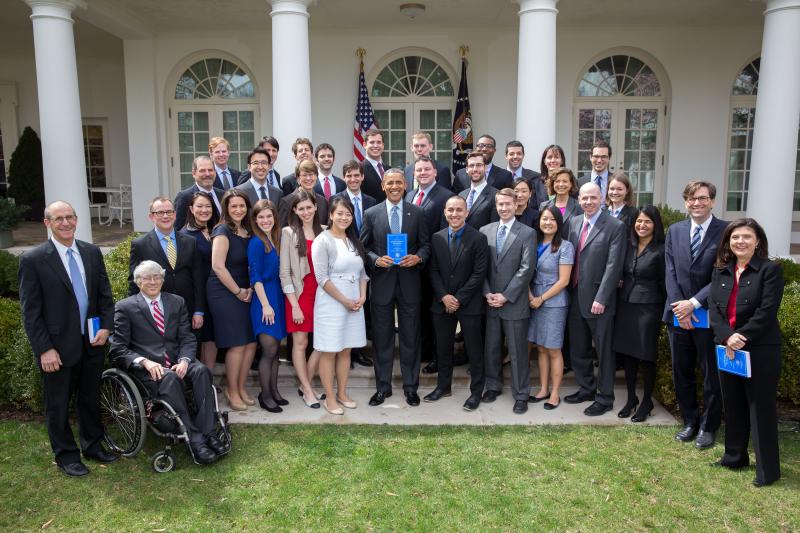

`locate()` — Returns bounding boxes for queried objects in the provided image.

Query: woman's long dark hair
[287,189,322,258]
[536,205,564,253]
[539,144,566,177]
[185,191,218,230]
[328,196,367,262]
[715,218,769,268]
[217,188,252,234]
[631,205,664,246]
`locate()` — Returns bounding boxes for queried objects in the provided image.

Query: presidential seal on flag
[452,115,472,144]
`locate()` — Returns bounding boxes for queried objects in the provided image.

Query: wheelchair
[99,366,232,472]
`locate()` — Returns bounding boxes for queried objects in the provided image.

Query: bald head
[578,182,602,217]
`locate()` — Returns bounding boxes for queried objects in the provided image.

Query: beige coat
[279,225,320,295]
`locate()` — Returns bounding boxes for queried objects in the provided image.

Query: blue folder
[673,307,709,328]
[387,233,407,263]
[716,345,751,378]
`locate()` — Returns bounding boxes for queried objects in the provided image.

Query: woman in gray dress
[527,206,574,410]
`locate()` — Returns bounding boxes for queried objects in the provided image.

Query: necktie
[259,186,267,200]
[466,188,477,211]
[269,170,279,189]
[571,221,590,287]
[67,249,88,334]
[164,235,177,269]
[353,196,362,231]
[449,232,459,261]
[377,162,385,178]
[690,225,702,260]
[323,177,332,199]
[223,169,232,189]
[415,190,425,206]
[390,205,400,234]
[151,300,171,367]
[496,225,507,258]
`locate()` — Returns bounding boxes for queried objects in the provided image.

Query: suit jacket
[539,196,583,238]
[278,189,329,227]
[128,230,205,316]
[662,216,729,322]
[174,184,224,231]
[429,225,488,315]
[619,241,666,305]
[406,184,451,240]
[460,185,499,229]
[515,206,539,228]
[109,292,197,370]
[281,173,298,196]
[19,239,114,366]
[213,167,241,190]
[314,175,346,198]
[519,168,548,207]
[567,212,626,317]
[404,159,453,192]
[610,204,639,241]
[360,200,430,305]
[238,168,281,187]
[361,160,386,203]
[234,180,284,207]
[332,191,376,233]
[453,164,513,194]
[480,221,536,320]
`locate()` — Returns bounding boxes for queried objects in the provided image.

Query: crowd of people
[18,130,785,487]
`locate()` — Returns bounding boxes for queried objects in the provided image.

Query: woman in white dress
[311,196,368,414]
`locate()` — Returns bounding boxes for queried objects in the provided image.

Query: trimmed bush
[776,258,800,286]
[656,203,686,232]
[0,298,40,410]
[777,282,800,405]
[104,233,136,301]
[0,250,19,296]
[7,127,44,220]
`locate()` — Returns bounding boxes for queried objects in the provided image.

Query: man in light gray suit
[480,188,536,414]
[564,182,626,416]
[234,147,283,207]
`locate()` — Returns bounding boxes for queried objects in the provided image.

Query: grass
[0,421,798,531]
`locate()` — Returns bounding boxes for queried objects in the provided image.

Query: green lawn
[1,421,798,531]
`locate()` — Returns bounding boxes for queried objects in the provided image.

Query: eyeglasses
[49,215,77,224]
[139,275,164,282]
[150,210,175,217]
[250,160,270,167]
[591,154,610,160]
[687,196,711,204]
[476,143,495,149]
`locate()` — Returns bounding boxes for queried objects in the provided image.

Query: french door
[373,103,453,170]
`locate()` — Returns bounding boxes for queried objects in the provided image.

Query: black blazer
[708,257,784,348]
[313,175,347,198]
[361,160,386,203]
[406,183,451,240]
[663,216,729,322]
[331,190,377,213]
[360,201,430,305]
[109,292,197,370]
[19,240,114,366]
[453,164,513,193]
[539,196,583,238]
[459,185,499,229]
[429,225,488,315]
[128,230,205,316]
[174,184,224,231]
[520,168,548,207]
[610,204,639,240]
[618,241,666,304]
[281,173,298,196]
[213,167,241,190]
[278,189,329,227]
[404,159,453,192]
[515,206,539,228]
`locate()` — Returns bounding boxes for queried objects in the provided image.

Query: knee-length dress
[180,226,215,342]
[285,239,317,334]
[528,240,574,349]
[248,236,287,341]
[311,231,368,352]
[206,224,254,348]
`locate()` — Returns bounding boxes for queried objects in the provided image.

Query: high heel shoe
[630,400,654,423]
[258,393,283,413]
[224,388,247,411]
[273,395,289,407]
[617,397,639,418]
[241,392,256,406]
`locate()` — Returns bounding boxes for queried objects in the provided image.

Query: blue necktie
[466,189,477,211]
[690,225,702,260]
[496,225,507,258]
[354,196,362,231]
[67,249,88,334]
[269,170,279,189]
[390,205,400,234]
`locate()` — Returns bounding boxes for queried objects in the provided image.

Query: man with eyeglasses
[236,136,282,188]
[664,180,729,450]
[174,155,224,230]
[234,147,284,207]
[129,197,205,330]
[19,201,117,476]
[453,134,513,193]
[577,141,612,206]
[280,137,315,195]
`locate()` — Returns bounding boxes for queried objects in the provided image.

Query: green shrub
[777,282,800,405]
[104,233,136,301]
[775,258,800,286]
[0,197,30,231]
[656,203,687,232]
[0,250,19,296]
[0,298,40,410]
[7,127,44,220]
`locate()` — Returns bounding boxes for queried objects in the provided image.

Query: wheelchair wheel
[151,450,176,473]
[100,368,146,457]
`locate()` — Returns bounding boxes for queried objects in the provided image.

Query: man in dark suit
[129,197,205,330]
[174,155,224,230]
[480,189,537,414]
[280,137,314,195]
[209,136,240,190]
[237,136,282,189]
[234,147,284,207]
[459,151,499,229]
[403,131,453,192]
[314,143,346,200]
[453,134,513,193]
[664,180,729,449]
[505,140,547,207]
[361,169,430,406]
[426,195,488,410]
[564,182,626,416]
[19,201,117,476]
[577,140,612,208]
[111,260,223,464]
[278,159,329,227]
[406,156,451,372]
[360,128,387,202]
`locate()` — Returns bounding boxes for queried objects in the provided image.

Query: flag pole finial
[356,48,366,63]
[459,45,469,59]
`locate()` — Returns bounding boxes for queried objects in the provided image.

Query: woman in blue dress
[248,199,288,412]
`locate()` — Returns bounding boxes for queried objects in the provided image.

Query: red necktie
[151,300,171,367]
[323,177,332,199]
[415,190,424,206]
[571,221,590,287]
[377,162,385,178]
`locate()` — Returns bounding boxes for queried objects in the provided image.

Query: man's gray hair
[133,260,166,281]
[192,154,213,172]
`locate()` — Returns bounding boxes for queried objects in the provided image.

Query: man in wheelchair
[109,260,224,464]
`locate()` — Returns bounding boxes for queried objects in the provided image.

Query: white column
[270,0,313,176]
[514,0,559,156]
[747,0,800,256]
[25,0,91,241]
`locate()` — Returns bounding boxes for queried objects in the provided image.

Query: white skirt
[313,274,367,352]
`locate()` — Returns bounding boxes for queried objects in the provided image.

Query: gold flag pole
[458,45,469,60]
[356,47,366,68]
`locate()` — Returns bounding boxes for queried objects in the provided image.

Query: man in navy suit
[237,135,282,190]
[280,137,314,195]
[361,129,387,202]
[403,131,452,192]
[174,155,224,230]
[453,134,513,193]
[314,143,346,200]
[664,180,729,449]
[459,151,499,229]
[209,137,240,190]
[505,140,547,208]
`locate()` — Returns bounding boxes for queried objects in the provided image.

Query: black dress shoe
[710,459,748,470]
[58,461,89,477]
[258,392,283,413]
[463,394,481,411]
[423,388,451,402]
[191,443,217,464]
[584,402,613,416]
[421,361,438,374]
[482,390,501,403]
[513,400,528,414]
[675,425,699,442]
[405,391,421,406]
[564,391,595,404]
[368,391,392,406]
[206,435,227,456]
[752,478,776,488]
[695,430,716,449]
[84,449,119,463]
[617,397,639,418]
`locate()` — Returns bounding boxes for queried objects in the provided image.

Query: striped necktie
[690,225,702,260]
[164,235,177,269]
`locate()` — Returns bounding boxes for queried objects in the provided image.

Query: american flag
[353,61,378,161]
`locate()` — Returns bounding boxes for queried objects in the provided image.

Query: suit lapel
[147,231,171,271]
[498,222,519,262]
[75,241,94,301]
[582,214,607,249]
[693,217,721,264]
[44,241,73,292]
[136,293,159,333]
[468,188,489,219]
[451,228,468,267]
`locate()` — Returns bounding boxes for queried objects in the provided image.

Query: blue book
[716,345,751,378]
[673,307,709,328]
[387,233,408,263]
[87,316,101,341]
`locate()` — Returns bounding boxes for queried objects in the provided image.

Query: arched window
[175,58,255,100]
[574,53,668,206]
[370,52,456,169]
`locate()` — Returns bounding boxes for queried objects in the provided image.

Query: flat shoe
[543,399,560,410]
[324,402,344,415]
[303,394,321,409]
[298,388,326,400]
[241,393,256,406]
[337,397,357,409]
[529,392,550,403]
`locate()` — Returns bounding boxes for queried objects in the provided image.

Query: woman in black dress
[208,189,256,411]
[612,205,665,422]
[513,177,538,227]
